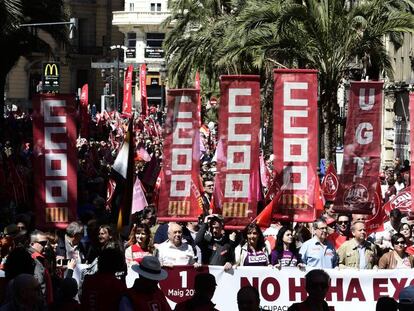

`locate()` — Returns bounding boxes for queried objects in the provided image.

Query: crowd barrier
[72,264,414,310]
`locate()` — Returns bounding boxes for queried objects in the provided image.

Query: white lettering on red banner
[335,82,383,214]
[32,95,77,228]
[158,90,201,221]
[273,69,318,222]
[216,76,261,226]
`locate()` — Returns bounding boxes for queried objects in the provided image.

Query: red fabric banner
[32,94,77,229]
[272,69,319,222]
[157,89,202,221]
[321,162,339,201]
[195,71,201,126]
[122,65,133,115]
[215,75,261,227]
[140,64,148,117]
[410,93,414,213]
[79,84,89,138]
[383,187,412,217]
[366,178,387,234]
[335,81,383,214]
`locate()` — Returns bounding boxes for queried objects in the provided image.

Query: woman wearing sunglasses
[378,233,414,269]
[398,223,414,255]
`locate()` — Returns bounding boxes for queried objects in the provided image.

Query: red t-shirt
[327,232,348,250]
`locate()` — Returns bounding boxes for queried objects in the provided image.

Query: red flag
[314,176,325,217]
[105,178,117,210]
[216,75,261,227]
[366,179,387,234]
[195,71,201,126]
[383,187,412,217]
[335,82,383,214]
[140,64,148,117]
[255,191,282,229]
[80,84,89,138]
[321,163,339,201]
[273,69,319,222]
[132,177,148,214]
[122,65,133,115]
[259,154,270,189]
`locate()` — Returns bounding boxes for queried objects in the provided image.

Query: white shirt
[156,240,196,266]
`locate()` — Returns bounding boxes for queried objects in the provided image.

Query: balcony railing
[113,11,170,26]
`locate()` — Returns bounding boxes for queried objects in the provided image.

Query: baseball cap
[399,285,414,304]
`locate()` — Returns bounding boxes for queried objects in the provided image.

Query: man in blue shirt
[299,219,338,268]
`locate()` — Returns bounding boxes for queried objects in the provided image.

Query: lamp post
[159,61,168,113]
[110,45,127,112]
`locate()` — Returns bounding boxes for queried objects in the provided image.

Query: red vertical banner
[123,65,133,115]
[32,94,77,229]
[216,75,261,227]
[321,162,339,201]
[335,81,383,214]
[273,69,318,222]
[140,64,148,117]
[79,84,89,138]
[157,89,202,221]
[410,93,414,211]
[195,71,201,126]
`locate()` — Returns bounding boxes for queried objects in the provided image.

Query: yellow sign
[44,63,59,76]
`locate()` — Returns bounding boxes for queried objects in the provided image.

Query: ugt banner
[215,75,261,227]
[32,94,77,229]
[272,69,319,222]
[335,81,383,214]
[157,89,202,222]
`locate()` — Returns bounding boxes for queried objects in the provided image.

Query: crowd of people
[1,106,414,310]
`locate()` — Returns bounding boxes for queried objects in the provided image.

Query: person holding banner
[124,223,153,268]
[234,223,271,267]
[299,219,338,269]
[337,221,378,269]
[270,226,304,269]
[378,233,414,269]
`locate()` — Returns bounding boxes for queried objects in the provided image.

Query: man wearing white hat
[119,256,170,311]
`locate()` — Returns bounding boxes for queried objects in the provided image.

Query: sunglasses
[395,241,406,245]
[337,221,349,225]
[36,240,48,246]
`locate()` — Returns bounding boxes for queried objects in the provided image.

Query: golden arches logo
[44,63,59,76]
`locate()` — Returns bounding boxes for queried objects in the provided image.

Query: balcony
[113,11,170,26]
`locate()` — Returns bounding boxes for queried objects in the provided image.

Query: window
[127,32,136,48]
[146,33,165,48]
[129,3,134,11]
[150,3,161,11]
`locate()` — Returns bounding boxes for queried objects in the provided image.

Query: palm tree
[164,0,414,162]
[0,0,68,133]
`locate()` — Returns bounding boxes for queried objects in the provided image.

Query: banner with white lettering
[157,89,202,221]
[216,75,261,227]
[118,266,414,311]
[335,81,383,214]
[410,93,414,213]
[122,65,133,115]
[32,94,77,229]
[272,69,319,222]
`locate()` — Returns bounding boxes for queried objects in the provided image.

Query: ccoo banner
[32,94,77,229]
[157,89,202,222]
[335,81,383,214]
[272,69,319,222]
[215,75,261,227]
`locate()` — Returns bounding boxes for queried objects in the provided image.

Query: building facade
[5,0,124,111]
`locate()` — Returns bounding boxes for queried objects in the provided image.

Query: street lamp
[159,62,168,112]
[110,45,127,112]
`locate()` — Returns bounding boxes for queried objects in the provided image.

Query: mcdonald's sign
[42,62,60,93]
